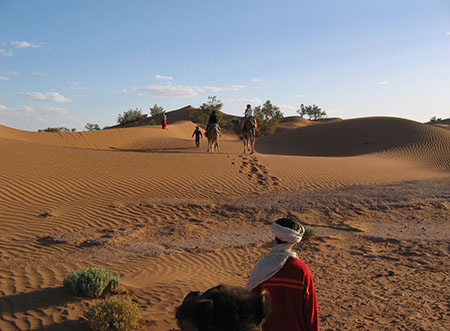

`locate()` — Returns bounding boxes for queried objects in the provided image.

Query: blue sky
[1,0,449,131]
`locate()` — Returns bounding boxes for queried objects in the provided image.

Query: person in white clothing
[245,104,254,117]
[240,104,257,132]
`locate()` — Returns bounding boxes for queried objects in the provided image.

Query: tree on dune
[85,123,100,131]
[117,108,147,125]
[429,116,443,123]
[38,127,74,132]
[190,96,229,127]
[297,104,327,120]
[254,100,284,135]
[149,104,165,117]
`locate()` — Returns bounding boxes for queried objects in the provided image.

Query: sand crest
[0,116,449,330]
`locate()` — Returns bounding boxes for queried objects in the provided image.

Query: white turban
[246,219,305,291]
[271,220,305,243]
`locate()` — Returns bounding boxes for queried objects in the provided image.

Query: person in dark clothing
[192,126,203,147]
[206,111,218,129]
[205,110,220,137]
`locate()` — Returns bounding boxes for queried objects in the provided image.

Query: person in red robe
[161,112,167,129]
[246,217,319,331]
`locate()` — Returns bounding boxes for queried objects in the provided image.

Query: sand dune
[257,116,450,171]
[0,121,207,151]
[0,117,449,330]
[0,120,244,153]
[277,116,342,131]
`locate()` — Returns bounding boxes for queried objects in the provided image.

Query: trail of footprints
[238,155,280,188]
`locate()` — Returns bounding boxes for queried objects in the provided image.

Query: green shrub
[63,266,120,298]
[85,296,141,331]
[303,227,316,241]
[85,123,100,131]
[254,100,284,136]
[117,108,146,125]
[429,116,442,123]
[297,104,327,120]
[149,104,165,117]
[37,126,71,132]
[190,96,228,127]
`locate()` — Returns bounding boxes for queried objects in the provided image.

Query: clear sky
[1,0,449,131]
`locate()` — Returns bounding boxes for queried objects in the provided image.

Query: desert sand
[0,114,449,330]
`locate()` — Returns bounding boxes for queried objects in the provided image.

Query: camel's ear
[254,290,271,323]
[183,291,202,303]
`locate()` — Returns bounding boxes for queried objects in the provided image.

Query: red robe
[251,257,319,331]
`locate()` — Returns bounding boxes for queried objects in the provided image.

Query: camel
[206,125,220,153]
[241,117,256,154]
[176,284,270,331]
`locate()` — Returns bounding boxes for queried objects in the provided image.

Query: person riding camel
[239,104,257,133]
[205,110,221,137]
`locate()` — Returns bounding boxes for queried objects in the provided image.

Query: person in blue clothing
[192,126,203,147]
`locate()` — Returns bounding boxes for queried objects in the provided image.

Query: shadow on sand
[1,286,90,330]
[0,286,80,315]
[109,146,198,153]
[29,319,89,331]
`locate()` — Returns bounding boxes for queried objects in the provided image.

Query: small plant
[37,126,71,132]
[63,266,120,298]
[429,116,442,123]
[85,296,141,331]
[303,227,317,241]
[85,123,100,131]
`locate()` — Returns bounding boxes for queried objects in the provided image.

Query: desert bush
[63,266,120,298]
[297,104,327,120]
[117,108,146,125]
[429,116,442,123]
[37,127,70,132]
[190,96,229,127]
[149,104,165,117]
[303,227,316,241]
[254,100,284,136]
[85,123,100,131]
[85,296,140,331]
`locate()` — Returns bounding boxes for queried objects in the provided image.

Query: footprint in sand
[238,155,280,188]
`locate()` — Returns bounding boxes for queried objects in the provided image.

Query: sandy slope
[258,116,450,171]
[0,117,449,330]
[276,116,342,131]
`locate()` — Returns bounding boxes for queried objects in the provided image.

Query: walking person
[192,126,203,148]
[161,112,167,129]
[246,217,319,331]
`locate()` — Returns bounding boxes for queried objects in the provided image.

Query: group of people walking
[161,104,259,148]
[160,104,259,148]
[192,104,258,148]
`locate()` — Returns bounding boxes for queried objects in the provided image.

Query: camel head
[176,284,270,331]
